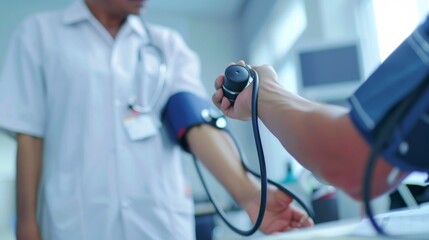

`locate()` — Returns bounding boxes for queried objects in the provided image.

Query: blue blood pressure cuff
[348,17,429,174]
[162,92,227,152]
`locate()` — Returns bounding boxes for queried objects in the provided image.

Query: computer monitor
[296,41,363,102]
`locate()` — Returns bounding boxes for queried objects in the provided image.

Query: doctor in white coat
[0,0,313,239]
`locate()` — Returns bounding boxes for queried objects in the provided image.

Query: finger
[290,216,306,228]
[290,221,301,228]
[290,209,313,228]
[237,60,246,66]
[263,219,294,234]
[290,218,312,228]
[274,189,293,206]
[214,75,224,90]
[212,89,223,108]
[220,96,232,113]
[300,215,314,227]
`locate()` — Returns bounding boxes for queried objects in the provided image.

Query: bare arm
[186,125,258,205]
[186,125,313,232]
[257,84,407,200]
[213,63,408,200]
[16,134,43,240]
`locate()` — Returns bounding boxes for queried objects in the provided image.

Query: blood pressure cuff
[348,17,429,174]
[162,92,227,152]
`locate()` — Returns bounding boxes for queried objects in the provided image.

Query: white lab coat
[0,1,208,239]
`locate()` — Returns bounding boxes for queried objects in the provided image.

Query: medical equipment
[136,21,313,235]
[222,65,253,103]
[163,65,313,236]
[163,92,227,151]
[346,23,429,236]
[221,64,313,234]
[223,61,429,237]
[128,21,167,114]
[363,74,429,236]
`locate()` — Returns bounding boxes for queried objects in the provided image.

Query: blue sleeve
[348,16,429,173]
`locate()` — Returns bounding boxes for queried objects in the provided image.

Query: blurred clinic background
[2,0,429,239]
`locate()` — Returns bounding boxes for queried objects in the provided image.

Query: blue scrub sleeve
[348,16,429,173]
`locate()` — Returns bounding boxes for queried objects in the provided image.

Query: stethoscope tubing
[194,68,314,236]
[129,20,167,114]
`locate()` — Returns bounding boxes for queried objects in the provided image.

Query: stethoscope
[127,21,167,114]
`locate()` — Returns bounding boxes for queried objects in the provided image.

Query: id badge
[123,114,161,141]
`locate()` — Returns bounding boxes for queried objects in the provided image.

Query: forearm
[186,125,258,205]
[16,134,43,224]
[257,85,404,199]
[258,87,349,177]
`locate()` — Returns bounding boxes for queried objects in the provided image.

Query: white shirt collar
[62,0,147,39]
[62,0,92,25]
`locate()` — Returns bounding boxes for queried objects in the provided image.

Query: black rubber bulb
[222,65,250,103]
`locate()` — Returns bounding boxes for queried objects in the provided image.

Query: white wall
[0,133,16,240]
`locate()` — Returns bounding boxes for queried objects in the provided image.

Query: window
[372,0,429,61]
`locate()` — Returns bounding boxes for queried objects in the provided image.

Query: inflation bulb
[222,65,252,103]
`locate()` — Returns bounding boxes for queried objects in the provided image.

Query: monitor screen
[299,44,361,87]
[297,43,363,101]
